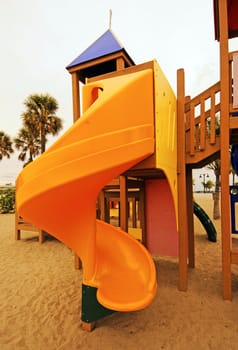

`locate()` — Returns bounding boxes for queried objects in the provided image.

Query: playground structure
[15,214,45,244]
[15,0,238,330]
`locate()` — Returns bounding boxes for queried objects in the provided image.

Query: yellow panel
[153,60,178,226]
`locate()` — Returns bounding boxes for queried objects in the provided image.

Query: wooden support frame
[177,68,189,291]
[15,212,45,244]
[71,71,81,122]
[186,166,195,268]
[139,181,146,246]
[219,0,232,301]
[119,175,128,232]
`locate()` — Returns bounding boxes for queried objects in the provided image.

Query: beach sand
[1,194,238,349]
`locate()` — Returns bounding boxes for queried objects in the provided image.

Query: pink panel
[233,53,238,108]
[145,179,178,257]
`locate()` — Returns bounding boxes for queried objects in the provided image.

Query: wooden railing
[185,81,221,158]
[229,50,238,115]
[184,50,238,162]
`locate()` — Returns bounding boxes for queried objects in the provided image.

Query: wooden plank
[210,93,216,144]
[231,249,238,264]
[189,101,195,156]
[67,51,133,75]
[229,115,238,129]
[188,81,220,104]
[199,98,206,150]
[87,61,154,83]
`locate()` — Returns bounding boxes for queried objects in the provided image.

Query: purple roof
[67,30,126,69]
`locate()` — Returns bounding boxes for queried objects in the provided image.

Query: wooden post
[71,71,80,122]
[219,0,232,300]
[74,253,82,270]
[15,211,21,240]
[187,165,195,268]
[81,321,96,332]
[177,68,188,291]
[116,57,125,71]
[139,181,146,246]
[15,211,45,243]
[98,190,105,221]
[105,198,110,224]
[119,175,128,232]
[38,230,45,244]
[131,197,137,227]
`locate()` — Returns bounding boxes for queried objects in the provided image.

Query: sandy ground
[1,194,238,349]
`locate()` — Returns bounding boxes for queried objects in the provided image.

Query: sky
[0,0,237,186]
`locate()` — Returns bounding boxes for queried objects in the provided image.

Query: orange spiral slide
[16,68,157,314]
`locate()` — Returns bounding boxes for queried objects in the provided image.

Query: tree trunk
[41,125,46,153]
[213,191,220,219]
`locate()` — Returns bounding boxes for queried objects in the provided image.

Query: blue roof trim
[66,30,124,69]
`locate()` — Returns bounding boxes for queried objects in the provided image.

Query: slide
[16,69,157,313]
[193,202,217,242]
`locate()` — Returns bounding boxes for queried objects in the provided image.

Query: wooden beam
[67,52,134,75]
[139,181,146,246]
[187,166,195,268]
[116,57,125,70]
[177,68,188,291]
[98,191,105,221]
[71,72,80,122]
[131,197,137,227]
[219,0,232,301]
[119,175,128,232]
[87,61,154,83]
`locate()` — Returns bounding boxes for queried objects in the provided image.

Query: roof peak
[66,29,132,70]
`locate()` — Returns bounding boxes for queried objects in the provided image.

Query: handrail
[185,50,238,159]
[185,82,220,156]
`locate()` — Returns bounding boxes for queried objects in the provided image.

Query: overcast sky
[0,0,237,184]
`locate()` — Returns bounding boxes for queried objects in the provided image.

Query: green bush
[0,188,15,213]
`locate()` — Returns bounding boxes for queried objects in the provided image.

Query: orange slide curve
[16,69,157,312]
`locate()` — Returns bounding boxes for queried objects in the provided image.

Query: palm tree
[14,125,41,167]
[22,93,63,153]
[206,114,221,219]
[0,131,14,160]
[207,159,221,219]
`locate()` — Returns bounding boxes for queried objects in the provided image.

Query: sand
[1,194,238,350]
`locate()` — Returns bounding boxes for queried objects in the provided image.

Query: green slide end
[81,284,115,323]
[193,201,217,242]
